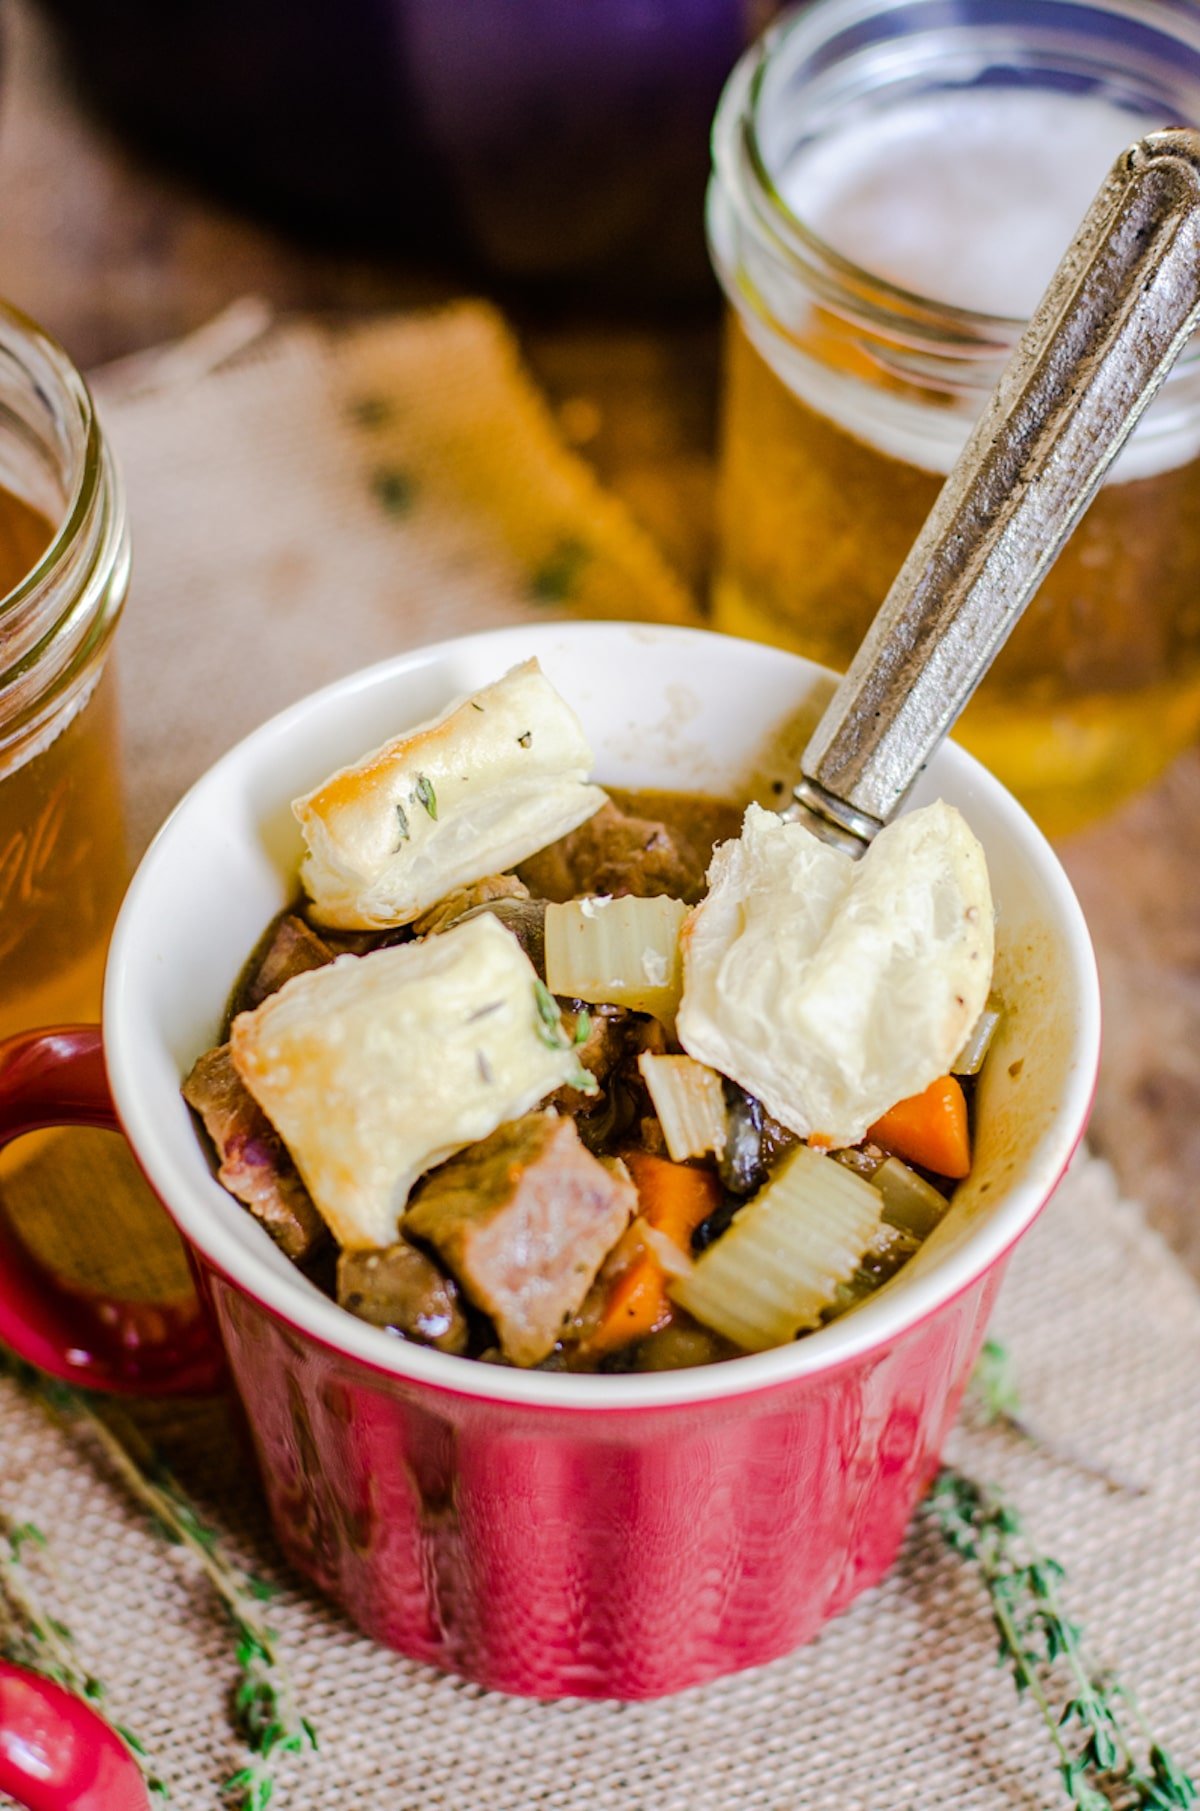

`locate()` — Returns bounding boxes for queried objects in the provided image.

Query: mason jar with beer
[709,0,1200,831]
[0,305,130,1048]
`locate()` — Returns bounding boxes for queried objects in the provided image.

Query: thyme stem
[971,1339,1148,1499]
[0,1350,316,1809]
[0,1510,168,1798]
[926,1341,1197,1810]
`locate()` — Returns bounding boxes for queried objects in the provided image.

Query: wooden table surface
[3,0,1197,1278]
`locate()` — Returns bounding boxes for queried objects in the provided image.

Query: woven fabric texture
[0,307,1196,1806]
[1,1159,1197,1808]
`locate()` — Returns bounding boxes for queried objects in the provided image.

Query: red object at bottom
[0,1664,152,1811]
[0,1020,1008,1699]
[212,1258,1002,1698]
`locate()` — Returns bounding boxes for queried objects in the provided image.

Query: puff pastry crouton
[293,660,607,929]
[677,801,993,1147]
[230,914,582,1249]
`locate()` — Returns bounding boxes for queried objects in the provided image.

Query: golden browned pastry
[293,659,607,929]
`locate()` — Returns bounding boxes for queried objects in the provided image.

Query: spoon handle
[795,128,1200,848]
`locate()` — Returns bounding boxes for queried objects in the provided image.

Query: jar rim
[0,298,102,622]
[0,300,129,779]
[721,0,1200,351]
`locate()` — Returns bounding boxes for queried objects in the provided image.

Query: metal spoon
[790,128,1200,853]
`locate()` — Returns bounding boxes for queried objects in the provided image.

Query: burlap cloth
[1,305,1197,1805]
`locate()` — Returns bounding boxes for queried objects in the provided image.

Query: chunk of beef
[182,1045,327,1261]
[413,873,530,937]
[519,800,708,904]
[252,913,334,1002]
[337,1240,468,1353]
[228,912,335,1024]
[310,924,411,956]
[405,1111,635,1366]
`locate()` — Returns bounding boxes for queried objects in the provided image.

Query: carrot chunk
[588,1255,673,1357]
[867,1075,971,1180]
[582,1154,724,1357]
[621,1149,723,1252]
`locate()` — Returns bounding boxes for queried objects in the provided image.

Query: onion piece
[952,1001,1002,1076]
[872,1155,951,1239]
[825,1223,923,1319]
[637,1218,695,1282]
[638,1053,727,1162]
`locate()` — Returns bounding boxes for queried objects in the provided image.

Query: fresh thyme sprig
[971,1335,1023,1423]
[87,1410,318,1810]
[532,978,599,1094]
[0,1510,168,1798]
[924,1340,1195,1810]
[928,1469,1194,1809]
[0,1352,316,1809]
[220,1616,318,1811]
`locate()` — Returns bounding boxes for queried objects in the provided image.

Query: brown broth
[607,788,743,864]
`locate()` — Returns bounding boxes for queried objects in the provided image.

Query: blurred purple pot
[36,0,763,303]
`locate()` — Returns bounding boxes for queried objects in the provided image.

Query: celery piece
[668,1144,882,1351]
[544,895,687,1026]
[825,1222,923,1319]
[952,1001,1002,1076]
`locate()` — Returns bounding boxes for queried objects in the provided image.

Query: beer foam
[724,85,1200,479]
[781,88,1164,319]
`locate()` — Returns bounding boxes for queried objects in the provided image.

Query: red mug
[0,624,1101,1701]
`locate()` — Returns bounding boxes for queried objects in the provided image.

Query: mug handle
[0,1026,225,1396]
[0,1662,154,1811]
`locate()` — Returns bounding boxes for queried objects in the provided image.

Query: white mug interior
[103,623,1101,1408]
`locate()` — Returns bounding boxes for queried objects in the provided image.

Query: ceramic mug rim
[102,622,1102,1412]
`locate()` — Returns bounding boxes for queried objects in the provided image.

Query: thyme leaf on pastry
[413,772,438,820]
[532,976,561,1042]
[532,979,598,1092]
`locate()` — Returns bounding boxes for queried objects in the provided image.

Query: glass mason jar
[708,0,1200,832]
[0,304,131,1045]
